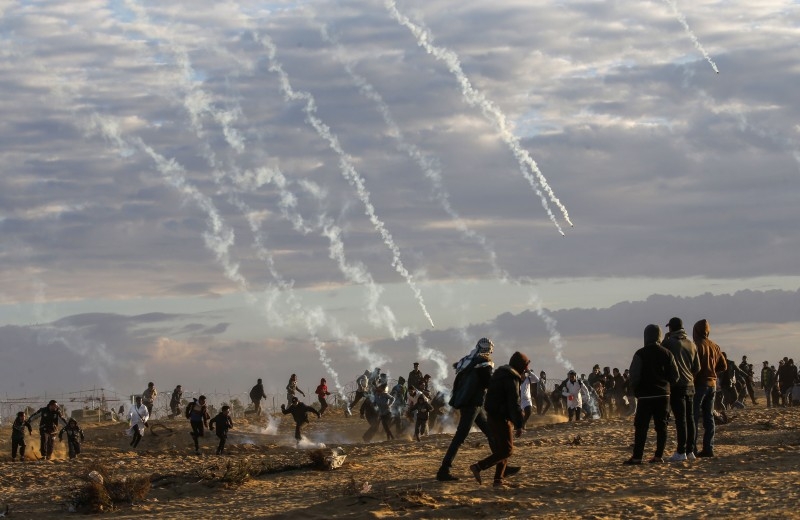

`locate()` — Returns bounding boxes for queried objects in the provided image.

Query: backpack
[185,401,194,419]
[449,366,479,409]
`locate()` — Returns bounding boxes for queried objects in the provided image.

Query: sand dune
[1,403,799,518]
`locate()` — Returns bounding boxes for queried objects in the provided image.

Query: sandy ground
[1,402,799,518]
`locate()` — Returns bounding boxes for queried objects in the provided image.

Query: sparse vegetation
[70,463,151,514]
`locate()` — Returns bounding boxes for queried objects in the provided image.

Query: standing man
[142,382,157,416]
[27,400,68,460]
[408,362,424,393]
[740,356,758,405]
[693,319,727,458]
[249,379,267,416]
[624,324,680,464]
[436,337,496,482]
[761,361,775,408]
[469,351,529,488]
[662,317,700,462]
[169,385,183,418]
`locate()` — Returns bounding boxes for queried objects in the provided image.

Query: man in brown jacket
[692,319,727,457]
[470,351,529,487]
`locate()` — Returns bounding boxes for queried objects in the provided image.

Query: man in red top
[315,378,331,415]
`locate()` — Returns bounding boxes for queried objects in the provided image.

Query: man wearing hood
[470,351,529,487]
[662,317,700,462]
[692,319,727,458]
[436,338,496,482]
[624,324,680,464]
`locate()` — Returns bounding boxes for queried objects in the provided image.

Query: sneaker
[697,450,714,458]
[666,452,687,462]
[504,466,521,478]
[623,457,642,465]
[469,463,482,484]
[649,456,665,464]
[436,471,459,482]
[686,452,697,461]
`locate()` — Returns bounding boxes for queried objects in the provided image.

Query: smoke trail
[258,33,436,328]
[415,335,449,391]
[317,22,506,280]
[663,0,720,74]
[528,292,573,371]
[385,0,571,234]
[216,166,392,374]
[120,6,389,384]
[33,325,116,391]
[78,112,352,392]
[224,166,406,341]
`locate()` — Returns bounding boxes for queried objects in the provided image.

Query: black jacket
[483,365,524,429]
[282,402,320,424]
[210,413,233,435]
[449,357,493,409]
[630,343,680,398]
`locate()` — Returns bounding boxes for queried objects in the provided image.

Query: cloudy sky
[1,0,798,401]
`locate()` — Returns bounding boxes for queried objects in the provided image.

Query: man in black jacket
[624,324,680,464]
[469,351,529,487]
[282,396,320,443]
[27,400,68,460]
[436,338,495,482]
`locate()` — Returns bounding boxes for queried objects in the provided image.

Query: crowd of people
[9,319,800,485]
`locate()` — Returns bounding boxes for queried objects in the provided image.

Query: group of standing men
[625,317,727,464]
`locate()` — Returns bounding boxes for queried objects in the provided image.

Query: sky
[1,0,799,402]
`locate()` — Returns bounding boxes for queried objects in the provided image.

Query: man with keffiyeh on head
[436,338,520,482]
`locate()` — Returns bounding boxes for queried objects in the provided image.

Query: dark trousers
[12,438,26,459]
[670,388,695,455]
[439,405,494,472]
[632,396,669,460]
[130,425,143,448]
[294,419,308,441]
[40,431,55,459]
[318,395,329,415]
[475,416,514,482]
[350,391,365,410]
[693,386,716,454]
[536,394,552,415]
[216,432,227,454]
[380,414,394,440]
[414,416,428,439]
[67,439,81,459]
[190,421,205,450]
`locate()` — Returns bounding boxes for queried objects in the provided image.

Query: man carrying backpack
[436,338,519,482]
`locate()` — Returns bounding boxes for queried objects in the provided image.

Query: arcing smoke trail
[123,5,389,383]
[528,292,573,371]
[317,23,505,280]
[385,0,571,234]
[318,22,570,370]
[80,113,351,392]
[224,166,406,341]
[663,0,720,74]
[258,33,436,329]
[222,171,390,371]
